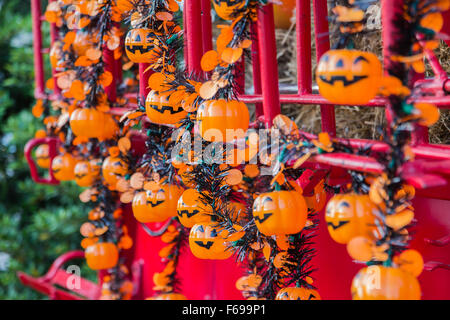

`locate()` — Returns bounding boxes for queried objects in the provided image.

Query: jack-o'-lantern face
[36,144,50,169]
[276,287,321,300]
[125,28,161,63]
[145,90,187,125]
[351,266,421,300]
[252,191,308,236]
[102,156,128,189]
[189,222,232,260]
[74,159,100,187]
[177,189,212,228]
[132,184,184,223]
[212,0,245,20]
[52,153,77,181]
[316,49,382,105]
[325,194,383,244]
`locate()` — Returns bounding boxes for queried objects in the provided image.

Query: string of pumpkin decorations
[120,0,342,300]
[118,0,326,300]
[33,0,445,301]
[320,0,444,299]
[41,0,137,300]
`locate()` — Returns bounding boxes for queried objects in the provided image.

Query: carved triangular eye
[135,34,141,42]
[336,59,344,68]
[197,225,204,233]
[210,229,218,237]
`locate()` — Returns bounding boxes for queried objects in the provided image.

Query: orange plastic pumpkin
[212,0,245,21]
[132,184,184,223]
[85,242,119,270]
[125,28,161,63]
[252,191,308,236]
[70,108,119,139]
[325,193,383,244]
[351,265,421,300]
[316,49,382,105]
[52,153,77,181]
[276,287,321,300]
[189,222,232,260]
[177,189,212,228]
[74,159,100,187]
[145,90,187,125]
[36,144,50,169]
[273,0,296,29]
[197,99,249,142]
[102,156,129,189]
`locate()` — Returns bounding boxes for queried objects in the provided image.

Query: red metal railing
[26,0,450,300]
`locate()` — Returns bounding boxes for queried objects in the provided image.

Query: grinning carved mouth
[254,213,272,224]
[148,104,184,114]
[327,220,350,230]
[147,200,164,208]
[178,209,199,218]
[194,241,214,249]
[75,174,87,179]
[319,75,368,86]
[125,45,152,54]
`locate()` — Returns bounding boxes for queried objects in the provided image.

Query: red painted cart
[22,0,450,299]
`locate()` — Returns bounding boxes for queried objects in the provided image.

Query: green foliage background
[0,0,95,299]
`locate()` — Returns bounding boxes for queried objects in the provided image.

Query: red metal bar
[296,0,312,94]
[381,0,404,127]
[313,0,336,136]
[250,23,263,117]
[103,48,117,102]
[257,4,281,127]
[185,0,203,74]
[139,63,150,100]
[409,69,429,144]
[31,0,45,97]
[183,0,189,69]
[200,0,213,53]
[235,56,245,95]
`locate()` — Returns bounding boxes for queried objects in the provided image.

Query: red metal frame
[24,137,60,185]
[17,251,101,300]
[25,0,450,300]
